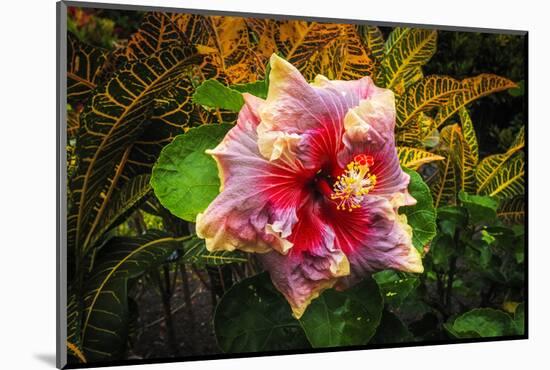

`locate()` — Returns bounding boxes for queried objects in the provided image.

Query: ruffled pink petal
[196,94,310,254]
[321,195,423,289]
[258,55,378,171]
[258,200,349,318]
[334,84,414,207]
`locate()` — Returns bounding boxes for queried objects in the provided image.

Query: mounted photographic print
[56,1,527,368]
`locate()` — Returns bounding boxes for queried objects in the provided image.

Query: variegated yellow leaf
[169,13,210,45]
[359,25,385,64]
[275,21,342,80]
[476,127,525,194]
[458,107,479,164]
[441,124,476,194]
[396,112,437,148]
[428,148,457,208]
[383,27,408,54]
[124,12,182,61]
[392,66,424,95]
[378,28,437,90]
[397,146,445,170]
[435,74,517,128]
[510,126,525,152]
[396,118,423,147]
[497,196,525,224]
[482,154,525,198]
[245,17,278,59]
[67,107,81,141]
[304,24,375,80]
[396,75,466,127]
[203,16,257,84]
[172,14,260,84]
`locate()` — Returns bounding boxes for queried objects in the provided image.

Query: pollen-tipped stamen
[330,154,376,212]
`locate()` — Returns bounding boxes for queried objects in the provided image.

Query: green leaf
[514,303,525,335]
[508,80,524,97]
[231,79,269,99]
[299,277,383,347]
[193,79,245,112]
[445,308,519,338]
[151,124,232,222]
[437,205,468,235]
[81,231,185,361]
[458,191,499,224]
[214,273,310,353]
[371,310,414,344]
[430,233,455,267]
[400,168,437,252]
[373,270,419,308]
[181,236,247,267]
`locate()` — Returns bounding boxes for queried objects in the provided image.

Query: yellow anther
[330,155,376,212]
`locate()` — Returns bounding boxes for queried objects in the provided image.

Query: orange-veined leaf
[67,32,108,105]
[497,196,525,224]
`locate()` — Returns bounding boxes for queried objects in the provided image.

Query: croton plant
[66,10,525,364]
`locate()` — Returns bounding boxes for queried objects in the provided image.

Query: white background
[0,0,546,368]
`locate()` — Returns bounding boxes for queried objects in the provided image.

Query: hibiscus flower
[196,54,423,318]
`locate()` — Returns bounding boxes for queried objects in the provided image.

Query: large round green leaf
[444,308,519,338]
[299,277,383,347]
[151,124,232,222]
[371,310,414,344]
[214,273,310,353]
[458,190,499,224]
[401,167,437,251]
[373,270,419,308]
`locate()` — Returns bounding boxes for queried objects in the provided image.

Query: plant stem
[445,256,457,313]
[153,267,179,356]
[180,263,197,353]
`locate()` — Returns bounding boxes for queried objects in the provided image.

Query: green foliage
[401,168,437,251]
[299,278,383,347]
[193,80,245,112]
[458,191,498,224]
[81,231,186,361]
[373,270,419,308]
[181,237,247,267]
[214,273,310,352]
[371,310,414,344]
[151,124,232,222]
[445,308,520,338]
